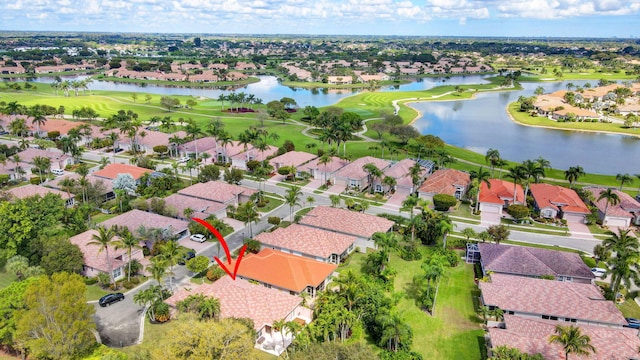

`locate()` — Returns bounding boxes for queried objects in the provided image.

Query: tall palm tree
[272,319,288,353]
[29,108,47,136]
[597,188,620,221]
[564,165,585,189]
[363,163,383,194]
[616,173,633,190]
[284,186,302,221]
[159,240,181,291]
[484,148,501,178]
[602,228,640,299]
[379,312,411,352]
[373,231,399,263]
[114,231,142,282]
[236,201,259,238]
[32,155,50,184]
[548,324,596,360]
[89,226,118,288]
[147,258,168,290]
[520,159,545,197]
[184,119,204,159]
[505,166,526,203]
[407,162,423,194]
[470,166,491,213]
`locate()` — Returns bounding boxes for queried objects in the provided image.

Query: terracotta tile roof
[299,206,394,238]
[298,156,349,174]
[489,315,640,360]
[268,151,317,169]
[179,136,219,153]
[34,119,85,135]
[100,209,189,235]
[480,274,626,326]
[230,146,279,162]
[529,183,590,214]
[138,130,187,148]
[255,224,356,259]
[16,148,70,164]
[5,184,72,200]
[229,249,337,292]
[178,181,256,204]
[93,163,152,181]
[418,169,471,195]
[585,187,640,219]
[478,243,594,279]
[46,173,114,192]
[480,179,525,204]
[165,276,302,331]
[160,193,227,219]
[69,229,129,272]
[333,156,391,180]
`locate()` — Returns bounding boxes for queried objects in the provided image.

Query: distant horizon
[1,0,639,38]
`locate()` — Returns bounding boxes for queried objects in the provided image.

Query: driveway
[481,211,501,226]
[326,183,346,194]
[92,288,146,347]
[567,222,596,240]
[302,178,323,192]
[386,188,411,207]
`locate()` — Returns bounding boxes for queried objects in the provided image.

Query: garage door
[564,214,585,224]
[605,217,630,227]
[480,203,501,214]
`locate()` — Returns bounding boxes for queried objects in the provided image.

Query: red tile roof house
[16,147,73,170]
[165,276,308,356]
[4,184,75,207]
[92,163,152,184]
[136,130,187,154]
[178,181,257,206]
[488,315,640,360]
[230,145,279,171]
[159,193,227,220]
[268,151,317,174]
[45,173,115,201]
[529,183,590,224]
[477,243,594,284]
[178,136,219,158]
[584,187,640,227]
[331,156,391,191]
[479,179,525,217]
[202,140,247,164]
[479,273,627,328]
[299,206,394,252]
[69,229,143,281]
[417,168,471,203]
[228,248,337,298]
[100,209,190,242]
[373,159,427,194]
[30,118,82,138]
[255,224,357,264]
[297,156,349,185]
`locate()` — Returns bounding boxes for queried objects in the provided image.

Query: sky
[0,0,639,38]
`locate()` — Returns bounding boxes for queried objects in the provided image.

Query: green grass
[501,240,584,254]
[85,284,110,301]
[618,299,640,319]
[91,212,119,223]
[257,197,284,213]
[0,271,17,289]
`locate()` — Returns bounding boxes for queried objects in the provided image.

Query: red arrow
[192,218,246,280]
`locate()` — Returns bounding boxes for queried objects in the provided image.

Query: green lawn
[0,271,17,289]
[85,284,110,301]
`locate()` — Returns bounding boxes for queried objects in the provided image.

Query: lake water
[30,75,637,175]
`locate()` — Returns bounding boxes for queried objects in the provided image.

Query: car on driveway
[190,234,206,243]
[625,318,640,329]
[178,251,196,265]
[177,157,190,163]
[591,267,607,277]
[99,293,125,307]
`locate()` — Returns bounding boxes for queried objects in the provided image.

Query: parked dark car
[178,251,196,265]
[625,318,640,329]
[99,293,125,307]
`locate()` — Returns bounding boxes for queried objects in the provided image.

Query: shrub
[277,166,293,176]
[122,280,135,289]
[245,239,261,254]
[433,194,457,211]
[29,177,41,185]
[206,266,226,282]
[507,204,529,220]
[84,277,98,285]
[268,217,281,226]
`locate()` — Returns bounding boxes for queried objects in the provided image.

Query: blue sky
[0,0,639,38]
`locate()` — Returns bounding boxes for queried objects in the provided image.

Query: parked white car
[177,157,190,163]
[51,168,64,176]
[591,267,607,277]
[190,234,207,243]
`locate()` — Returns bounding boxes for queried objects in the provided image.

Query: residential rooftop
[255,224,356,260]
[299,206,394,238]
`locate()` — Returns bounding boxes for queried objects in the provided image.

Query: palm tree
[284,186,302,221]
[363,163,383,194]
[236,201,259,238]
[317,152,332,186]
[548,324,596,360]
[115,232,143,282]
[159,240,181,290]
[564,166,585,189]
[88,226,118,288]
[382,176,397,194]
[198,297,220,320]
[379,312,411,352]
[597,188,620,221]
[272,319,288,353]
[616,173,633,190]
[602,228,640,299]
[184,119,204,159]
[505,166,526,203]
[470,166,491,213]
[147,258,168,290]
[520,159,545,197]
[485,148,501,177]
[407,162,423,193]
[32,155,50,184]
[29,108,47,136]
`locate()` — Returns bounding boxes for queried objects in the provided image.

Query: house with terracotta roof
[297,156,349,184]
[373,159,428,194]
[488,315,640,360]
[299,206,394,251]
[15,147,73,170]
[3,184,74,207]
[479,179,525,216]
[178,181,257,206]
[479,274,627,328]
[477,243,594,284]
[332,156,391,191]
[69,229,143,280]
[529,183,590,223]
[92,163,152,183]
[268,151,317,173]
[159,193,227,220]
[584,187,640,227]
[229,249,337,297]
[178,136,219,157]
[136,130,187,154]
[417,168,471,203]
[165,276,309,355]
[45,173,115,201]
[231,145,279,171]
[255,224,357,264]
[100,209,190,240]
[203,140,247,164]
